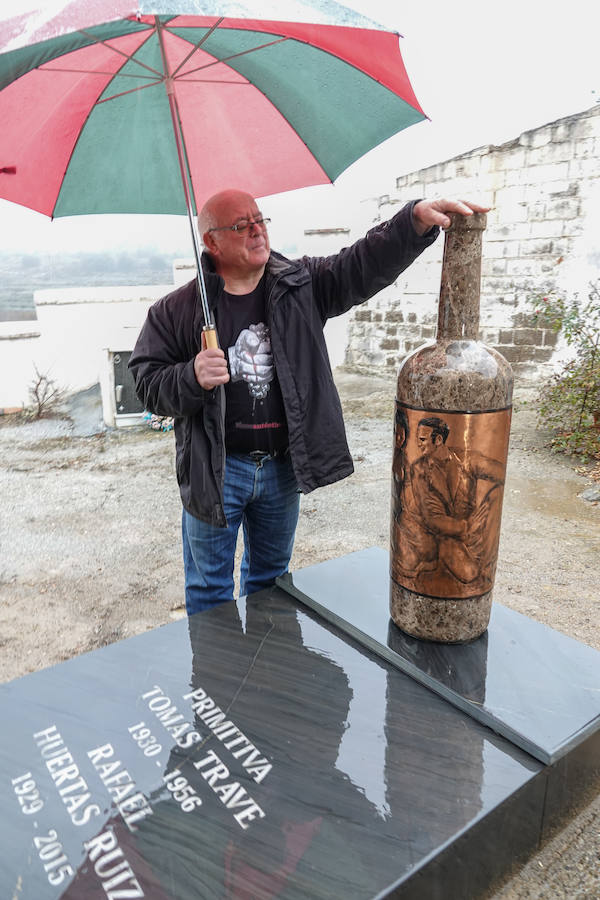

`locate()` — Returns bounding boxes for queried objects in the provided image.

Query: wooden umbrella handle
[203,324,219,349]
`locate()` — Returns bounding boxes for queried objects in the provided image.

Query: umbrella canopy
[0,8,426,218]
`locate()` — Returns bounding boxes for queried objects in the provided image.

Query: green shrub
[531,281,600,461]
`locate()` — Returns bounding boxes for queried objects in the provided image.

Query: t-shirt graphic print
[228,322,273,405]
[216,282,288,455]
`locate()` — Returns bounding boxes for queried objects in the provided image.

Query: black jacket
[129,202,438,526]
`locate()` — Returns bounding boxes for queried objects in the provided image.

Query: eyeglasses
[208,216,271,234]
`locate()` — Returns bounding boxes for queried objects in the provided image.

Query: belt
[247,448,287,463]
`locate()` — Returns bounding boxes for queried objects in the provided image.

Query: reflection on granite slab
[0,587,542,899]
[277,546,600,765]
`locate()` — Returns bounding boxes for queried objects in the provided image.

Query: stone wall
[345,105,600,382]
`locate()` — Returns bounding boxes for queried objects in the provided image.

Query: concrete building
[0,283,166,423]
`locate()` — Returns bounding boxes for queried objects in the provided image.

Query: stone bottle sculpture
[390,212,513,642]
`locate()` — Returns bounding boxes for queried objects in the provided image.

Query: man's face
[417,425,437,457]
[204,192,270,281]
[395,425,406,452]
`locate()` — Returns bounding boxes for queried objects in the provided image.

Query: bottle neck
[437,213,486,341]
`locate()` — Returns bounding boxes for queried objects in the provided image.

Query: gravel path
[1,371,598,897]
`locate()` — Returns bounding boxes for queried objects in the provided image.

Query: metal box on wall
[100,349,145,428]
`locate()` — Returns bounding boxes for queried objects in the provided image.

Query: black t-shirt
[216,279,288,454]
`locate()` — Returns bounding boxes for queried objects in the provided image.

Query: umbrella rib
[170,17,224,79]
[38,66,158,81]
[173,77,254,85]
[175,37,288,81]
[96,80,163,104]
[75,27,163,78]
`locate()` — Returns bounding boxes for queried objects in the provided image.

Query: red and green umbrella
[0,3,426,332]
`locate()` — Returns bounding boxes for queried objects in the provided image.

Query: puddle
[506,471,600,521]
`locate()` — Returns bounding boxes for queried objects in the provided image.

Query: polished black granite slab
[0,587,545,899]
[277,546,600,765]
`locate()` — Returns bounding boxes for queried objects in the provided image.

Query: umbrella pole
[156,20,218,350]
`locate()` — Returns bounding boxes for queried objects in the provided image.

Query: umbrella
[0,2,426,343]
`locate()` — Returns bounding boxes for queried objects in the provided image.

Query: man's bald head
[198,189,257,239]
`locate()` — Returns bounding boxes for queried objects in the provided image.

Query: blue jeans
[182,453,300,614]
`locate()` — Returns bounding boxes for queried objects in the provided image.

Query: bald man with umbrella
[130,191,488,612]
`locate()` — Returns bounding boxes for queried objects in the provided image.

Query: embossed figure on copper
[391,404,511,600]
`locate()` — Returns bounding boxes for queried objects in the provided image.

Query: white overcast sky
[0,0,598,254]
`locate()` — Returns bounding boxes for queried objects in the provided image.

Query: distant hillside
[0,250,181,320]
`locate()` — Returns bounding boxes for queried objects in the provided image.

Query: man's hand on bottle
[194,332,230,390]
[412,199,491,235]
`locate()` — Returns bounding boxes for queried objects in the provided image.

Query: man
[393,416,505,594]
[129,190,488,613]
